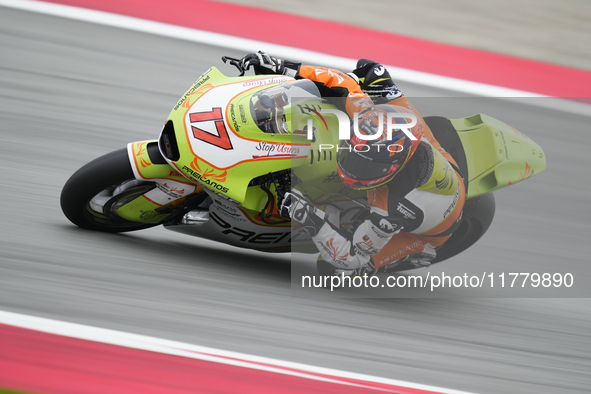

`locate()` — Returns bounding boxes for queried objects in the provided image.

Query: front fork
[115,140,204,223]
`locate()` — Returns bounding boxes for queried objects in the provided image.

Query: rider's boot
[408,243,437,268]
[317,256,377,279]
[378,244,438,273]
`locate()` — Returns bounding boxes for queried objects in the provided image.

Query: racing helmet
[337,104,423,190]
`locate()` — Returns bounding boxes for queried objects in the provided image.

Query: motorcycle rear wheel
[60,148,160,233]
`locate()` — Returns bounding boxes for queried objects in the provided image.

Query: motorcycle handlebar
[221,56,246,76]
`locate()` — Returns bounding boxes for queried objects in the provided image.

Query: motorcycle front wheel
[60,148,161,233]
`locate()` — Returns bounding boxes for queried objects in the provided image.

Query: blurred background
[219,0,591,70]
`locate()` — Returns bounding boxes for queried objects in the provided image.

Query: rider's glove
[279,190,325,236]
[240,51,300,78]
[350,59,403,104]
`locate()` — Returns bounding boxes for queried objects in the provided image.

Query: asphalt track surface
[1,7,590,394]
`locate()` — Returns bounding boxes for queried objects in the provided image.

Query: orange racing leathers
[291,64,466,270]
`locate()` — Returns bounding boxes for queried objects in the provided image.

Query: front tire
[60,148,160,232]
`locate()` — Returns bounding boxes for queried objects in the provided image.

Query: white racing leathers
[312,211,403,269]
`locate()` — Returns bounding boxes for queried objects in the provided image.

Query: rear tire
[431,193,496,264]
[60,148,160,233]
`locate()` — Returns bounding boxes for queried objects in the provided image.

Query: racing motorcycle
[60,57,546,272]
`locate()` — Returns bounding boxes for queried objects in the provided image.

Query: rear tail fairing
[425,115,546,199]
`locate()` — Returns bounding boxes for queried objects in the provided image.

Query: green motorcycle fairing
[160,67,365,213]
[115,67,546,242]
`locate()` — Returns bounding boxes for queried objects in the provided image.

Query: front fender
[127,140,186,181]
[117,141,200,223]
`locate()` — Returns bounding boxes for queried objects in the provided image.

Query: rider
[239,51,466,274]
